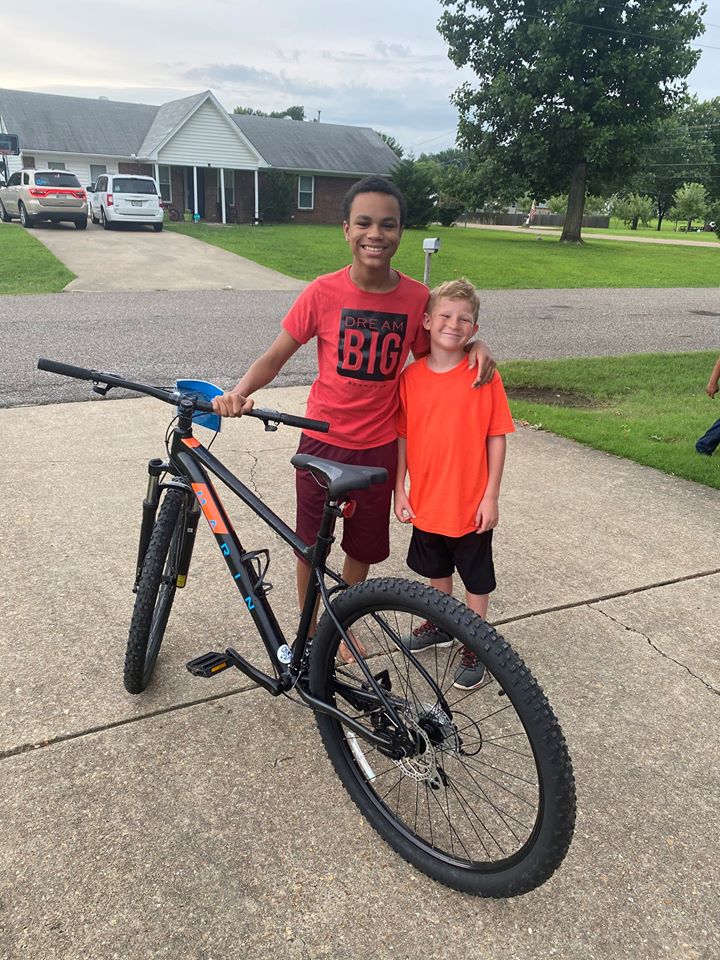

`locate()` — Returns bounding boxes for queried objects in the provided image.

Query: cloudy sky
[3,0,719,154]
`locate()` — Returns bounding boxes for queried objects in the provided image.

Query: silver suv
[0,169,88,229]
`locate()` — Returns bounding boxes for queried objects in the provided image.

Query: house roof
[0,87,399,176]
[137,91,208,158]
[0,88,157,157]
[232,114,399,175]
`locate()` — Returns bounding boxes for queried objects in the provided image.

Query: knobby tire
[124,488,185,693]
[308,578,576,897]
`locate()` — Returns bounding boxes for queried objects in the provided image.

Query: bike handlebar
[37,358,330,433]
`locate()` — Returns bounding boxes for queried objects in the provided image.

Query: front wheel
[124,488,186,693]
[0,200,11,222]
[309,578,576,897]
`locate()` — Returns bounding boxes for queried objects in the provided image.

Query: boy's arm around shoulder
[213,329,302,417]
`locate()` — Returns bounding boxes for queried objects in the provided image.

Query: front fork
[134,458,200,591]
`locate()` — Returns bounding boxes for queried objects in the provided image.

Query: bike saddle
[291,454,388,498]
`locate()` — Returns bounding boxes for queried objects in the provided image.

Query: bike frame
[166,399,415,753]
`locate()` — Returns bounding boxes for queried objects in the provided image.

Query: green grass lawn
[0,222,75,294]
[168,222,720,288]
[534,215,718,242]
[500,351,720,489]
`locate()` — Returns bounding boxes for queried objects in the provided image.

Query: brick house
[0,88,399,224]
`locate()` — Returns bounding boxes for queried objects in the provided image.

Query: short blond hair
[427,278,480,323]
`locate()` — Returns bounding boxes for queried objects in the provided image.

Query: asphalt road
[1,286,719,407]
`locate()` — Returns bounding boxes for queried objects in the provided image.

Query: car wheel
[90,205,99,225]
[75,216,88,230]
[19,203,35,228]
[153,222,163,232]
[101,208,112,230]
[0,200,11,223]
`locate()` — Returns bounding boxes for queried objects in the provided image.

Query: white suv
[89,174,163,231]
[0,169,88,229]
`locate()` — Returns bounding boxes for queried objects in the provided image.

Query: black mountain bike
[37,358,576,897]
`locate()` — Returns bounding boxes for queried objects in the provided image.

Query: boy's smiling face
[343,191,403,274]
[423,297,478,353]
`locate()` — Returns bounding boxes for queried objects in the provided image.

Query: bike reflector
[176,379,223,432]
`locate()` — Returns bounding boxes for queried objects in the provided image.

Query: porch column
[220,167,226,225]
[193,166,198,217]
[254,170,259,222]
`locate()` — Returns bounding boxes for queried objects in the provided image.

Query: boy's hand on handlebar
[467,339,496,387]
[212,391,255,417]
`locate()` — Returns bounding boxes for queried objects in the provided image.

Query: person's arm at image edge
[706,355,720,398]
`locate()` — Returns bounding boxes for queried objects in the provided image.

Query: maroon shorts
[294,434,398,565]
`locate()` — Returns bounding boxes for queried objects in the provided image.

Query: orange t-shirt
[397,358,515,537]
[282,267,429,448]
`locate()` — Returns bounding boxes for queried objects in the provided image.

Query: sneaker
[453,646,487,690]
[403,620,454,652]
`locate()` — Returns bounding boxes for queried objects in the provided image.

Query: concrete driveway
[27,219,306,293]
[1,385,719,959]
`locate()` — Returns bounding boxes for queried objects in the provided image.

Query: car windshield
[113,178,156,195]
[34,172,82,188]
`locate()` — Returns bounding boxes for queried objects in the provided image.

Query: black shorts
[407,527,496,596]
[294,434,398,565]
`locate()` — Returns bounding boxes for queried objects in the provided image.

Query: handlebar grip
[250,407,330,433]
[37,358,98,382]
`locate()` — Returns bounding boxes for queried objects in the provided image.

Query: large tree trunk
[560,160,587,243]
[656,211,664,231]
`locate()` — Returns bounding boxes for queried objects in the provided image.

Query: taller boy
[213,177,494,617]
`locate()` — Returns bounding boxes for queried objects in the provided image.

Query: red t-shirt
[397,358,515,537]
[282,267,430,448]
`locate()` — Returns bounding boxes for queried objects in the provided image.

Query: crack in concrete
[5,568,719,762]
[590,605,720,697]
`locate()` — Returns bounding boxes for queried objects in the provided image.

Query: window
[298,175,314,210]
[216,169,234,208]
[90,164,107,183]
[111,177,157,194]
[7,173,20,187]
[158,165,171,202]
[34,172,81,187]
[48,162,66,170]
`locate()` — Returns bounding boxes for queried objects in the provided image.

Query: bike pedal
[186,651,231,678]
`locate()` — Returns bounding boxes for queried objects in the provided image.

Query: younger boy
[695,354,720,456]
[213,179,495,653]
[394,278,514,689]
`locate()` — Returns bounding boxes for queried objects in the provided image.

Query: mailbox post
[422,237,440,285]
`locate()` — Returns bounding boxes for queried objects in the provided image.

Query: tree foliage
[260,170,295,222]
[374,131,404,158]
[233,105,306,121]
[390,158,436,228]
[672,181,708,230]
[438,0,705,242]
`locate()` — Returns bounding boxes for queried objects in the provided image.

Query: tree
[632,106,715,229]
[390,158,436,228]
[607,192,655,228]
[260,171,295,222]
[672,181,708,230]
[233,105,305,120]
[438,0,705,243]
[374,131,404,158]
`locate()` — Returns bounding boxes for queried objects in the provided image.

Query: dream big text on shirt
[282,266,430,449]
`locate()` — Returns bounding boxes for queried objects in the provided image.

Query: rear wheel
[124,488,186,693]
[309,578,576,897]
[19,203,34,228]
[153,221,163,232]
[75,216,88,230]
